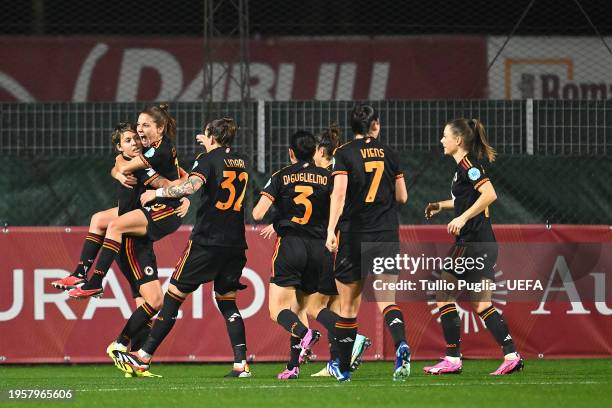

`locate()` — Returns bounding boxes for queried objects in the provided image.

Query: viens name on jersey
[360,148,385,158]
[283,173,328,186]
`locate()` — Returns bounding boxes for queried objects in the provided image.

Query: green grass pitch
[1,360,610,408]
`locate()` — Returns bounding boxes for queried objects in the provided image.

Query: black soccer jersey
[332,137,403,232]
[116,155,153,216]
[451,154,495,243]
[139,135,181,208]
[189,147,249,249]
[262,160,333,239]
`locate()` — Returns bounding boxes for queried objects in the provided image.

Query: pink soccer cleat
[51,275,86,290]
[423,357,463,374]
[277,366,299,380]
[490,355,524,375]
[68,286,103,299]
[298,329,320,364]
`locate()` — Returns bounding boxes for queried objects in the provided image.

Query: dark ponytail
[140,103,177,143]
[447,118,497,162]
[350,104,379,135]
[207,117,238,147]
[316,122,341,159]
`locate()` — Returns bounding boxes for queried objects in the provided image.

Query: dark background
[3,0,612,36]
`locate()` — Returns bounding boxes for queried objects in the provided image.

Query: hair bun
[159,103,170,111]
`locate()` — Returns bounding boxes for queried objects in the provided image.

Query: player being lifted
[423,118,523,375]
[253,130,347,380]
[325,105,410,382]
[259,124,372,377]
[67,104,184,299]
[113,117,252,378]
[52,122,190,377]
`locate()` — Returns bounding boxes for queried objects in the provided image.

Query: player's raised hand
[176,197,190,218]
[260,224,276,239]
[325,230,338,253]
[140,190,156,206]
[447,216,466,236]
[425,202,441,219]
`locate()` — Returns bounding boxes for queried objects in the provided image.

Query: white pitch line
[74,380,604,392]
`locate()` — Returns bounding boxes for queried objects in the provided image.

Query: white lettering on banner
[116,49,184,102]
[488,36,612,99]
[82,270,131,319]
[531,256,590,315]
[34,269,76,320]
[590,272,612,315]
[275,63,295,100]
[0,72,36,102]
[335,63,356,100]
[72,43,109,102]
[315,63,336,100]
[0,269,24,321]
[369,62,390,99]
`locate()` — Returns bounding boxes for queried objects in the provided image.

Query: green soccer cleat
[350,334,372,371]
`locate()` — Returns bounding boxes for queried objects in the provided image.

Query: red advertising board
[0,37,486,102]
[0,225,610,364]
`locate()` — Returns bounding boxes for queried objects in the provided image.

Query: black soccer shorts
[170,240,247,295]
[333,229,400,284]
[117,236,159,298]
[140,203,182,242]
[270,235,335,295]
[443,241,498,283]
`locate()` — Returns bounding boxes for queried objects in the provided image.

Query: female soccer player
[260,124,372,377]
[423,118,523,375]
[325,105,410,382]
[53,123,189,377]
[68,104,184,299]
[252,129,344,380]
[112,117,252,378]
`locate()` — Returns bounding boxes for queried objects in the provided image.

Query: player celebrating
[259,124,372,377]
[252,130,343,380]
[113,117,252,378]
[325,105,410,382]
[423,118,523,375]
[68,104,184,299]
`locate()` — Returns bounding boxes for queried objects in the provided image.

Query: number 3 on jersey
[364,161,384,202]
[291,185,313,224]
[216,170,249,211]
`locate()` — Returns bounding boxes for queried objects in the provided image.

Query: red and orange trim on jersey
[172,240,193,281]
[335,321,358,329]
[260,191,275,202]
[474,177,490,190]
[270,237,281,277]
[102,239,121,253]
[190,171,207,183]
[395,173,404,180]
[141,302,157,317]
[331,170,348,177]
[143,173,160,186]
[85,233,104,245]
[440,306,457,317]
[215,295,237,301]
[151,207,176,222]
[383,305,402,316]
[124,237,143,280]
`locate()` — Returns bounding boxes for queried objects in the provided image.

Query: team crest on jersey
[468,167,481,181]
[144,148,156,158]
[144,266,154,276]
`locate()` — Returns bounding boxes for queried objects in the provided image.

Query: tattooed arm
[140,175,204,206]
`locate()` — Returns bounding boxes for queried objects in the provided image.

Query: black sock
[142,291,185,356]
[116,302,158,347]
[328,331,339,361]
[382,304,407,348]
[316,308,339,362]
[479,305,516,355]
[335,316,357,372]
[85,238,120,288]
[439,303,461,357]
[276,309,308,338]
[130,320,154,351]
[216,295,247,363]
[74,232,104,277]
[288,335,301,369]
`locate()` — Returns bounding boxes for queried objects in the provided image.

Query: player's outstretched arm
[424,199,454,219]
[140,175,204,206]
[116,154,147,174]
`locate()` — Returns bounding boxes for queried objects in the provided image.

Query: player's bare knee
[472,301,491,314]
